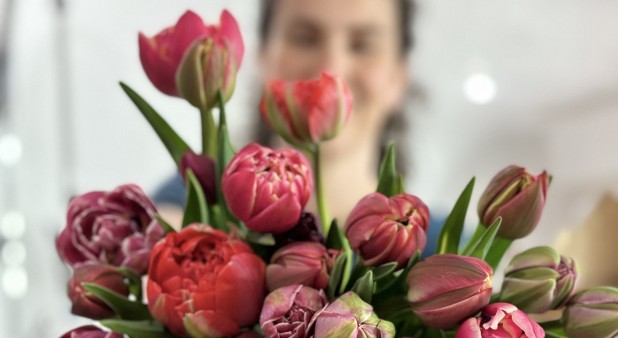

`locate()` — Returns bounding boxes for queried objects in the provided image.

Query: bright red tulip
[59,325,122,338]
[345,192,429,268]
[56,184,164,275]
[455,303,544,338]
[139,10,243,97]
[222,143,313,233]
[261,72,353,147]
[266,242,339,292]
[146,224,265,337]
[67,262,129,320]
[260,284,328,338]
[407,254,493,329]
[478,166,549,239]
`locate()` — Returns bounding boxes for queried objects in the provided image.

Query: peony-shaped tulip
[67,262,129,320]
[222,143,313,233]
[260,284,328,338]
[407,254,493,328]
[478,165,549,239]
[139,10,243,97]
[501,246,577,313]
[260,72,353,148]
[56,184,164,275]
[146,224,265,337]
[345,192,429,268]
[273,212,324,250]
[266,242,339,292]
[180,151,217,204]
[455,303,544,338]
[59,325,123,338]
[313,291,395,338]
[562,286,618,338]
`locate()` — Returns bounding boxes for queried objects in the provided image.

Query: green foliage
[436,178,475,254]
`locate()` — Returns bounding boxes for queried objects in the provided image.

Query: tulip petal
[219,10,244,67]
[184,310,240,338]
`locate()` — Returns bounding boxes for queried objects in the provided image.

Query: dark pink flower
[59,325,122,338]
[345,192,429,268]
[455,303,544,338]
[56,184,163,275]
[222,143,313,233]
[180,151,217,204]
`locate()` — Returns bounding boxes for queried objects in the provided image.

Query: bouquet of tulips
[56,9,618,338]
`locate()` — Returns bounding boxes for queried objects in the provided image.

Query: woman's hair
[256,0,417,173]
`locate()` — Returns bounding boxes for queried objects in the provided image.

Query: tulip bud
[563,286,618,338]
[455,303,544,338]
[314,291,395,338]
[60,325,123,338]
[260,72,353,147]
[180,151,217,204]
[346,192,429,269]
[407,254,493,328]
[501,246,577,313]
[67,262,129,320]
[266,242,339,292]
[273,212,324,250]
[222,143,314,233]
[478,165,549,239]
[260,284,328,338]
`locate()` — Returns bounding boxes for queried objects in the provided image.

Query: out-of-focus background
[1,0,617,336]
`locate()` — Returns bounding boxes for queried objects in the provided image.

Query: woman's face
[260,0,409,155]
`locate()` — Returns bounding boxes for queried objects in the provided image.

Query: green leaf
[424,328,447,338]
[182,169,209,228]
[377,143,404,197]
[119,82,190,165]
[215,91,237,225]
[328,253,347,299]
[101,319,173,338]
[351,270,374,303]
[465,217,502,260]
[372,262,399,281]
[461,224,486,255]
[485,236,514,270]
[82,283,151,321]
[156,215,176,234]
[325,220,344,250]
[436,178,475,254]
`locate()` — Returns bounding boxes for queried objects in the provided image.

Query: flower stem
[312,145,330,235]
[200,106,217,157]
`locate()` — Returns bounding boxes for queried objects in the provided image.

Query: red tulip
[146,224,265,337]
[260,284,328,338]
[260,72,353,147]
[56,184,164,275]
[478,166,549,239]
[345,192,429,268]
[222,143,314,233]
[266,242,339,292]
[407,254,493,329]
[455,303,544,338]
[139,10,243,97]
[59,325,122,338]
[68,262,129,320]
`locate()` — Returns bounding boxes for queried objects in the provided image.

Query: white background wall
[1,0,618,336]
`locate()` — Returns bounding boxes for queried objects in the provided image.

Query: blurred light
[1,211,26,239]
[464,73,497,105]
[2,267,28,299]
[2,241,26,267]
[0,134,23,166]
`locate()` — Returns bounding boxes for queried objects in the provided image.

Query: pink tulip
[266,242,339,292]
[407,254,493,329]
[59,325,122,338]
[345,192,429,268]
[260,284,328,338]
[563,286,618,338]
[139,10,243,97]
[478,165,549,239]
[56,184,164,275]
[67,263,129,320]
[222,143,314,233]
[455,303,544,338]
[260,72,353,147]
[180,151,217,204]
